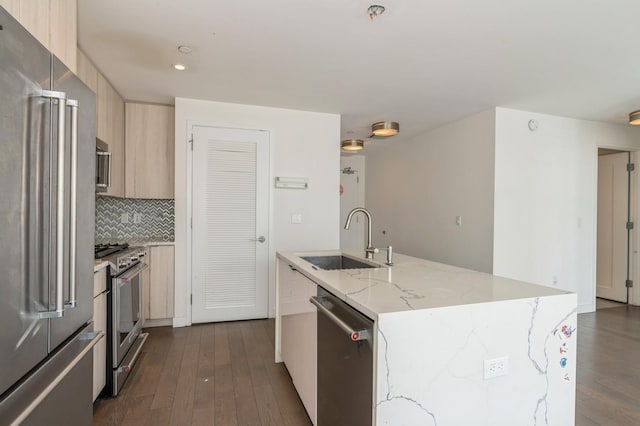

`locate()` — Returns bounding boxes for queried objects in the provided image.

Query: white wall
[365,109,496,273]
[493,107,640,313]
[340,155,366,251]
[174,98,340,326]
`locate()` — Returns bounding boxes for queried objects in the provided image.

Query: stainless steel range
[95,244,148,396]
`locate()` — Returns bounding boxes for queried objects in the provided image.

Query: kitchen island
[275,250,577,426]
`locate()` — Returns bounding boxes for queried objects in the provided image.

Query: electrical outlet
[120,213,129,224]
[291,213,303,224]
[484,356,509,379]
[133,213,143,224]
[455,215,462,226]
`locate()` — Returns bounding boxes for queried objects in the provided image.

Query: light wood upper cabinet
[96,72,125,197]
[110,88,125,197]
[96,73,110,143]
[2,0,77,72]
[125,103,175,199]
[148,245,174,320]
[17,0,49,50]
[49,0,76,72]
[0,1,20,17]
[76,49,98,94]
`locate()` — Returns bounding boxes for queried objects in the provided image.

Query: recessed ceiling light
[173,63,186,71]
[368,5,385,20]
[177,45,192,54]
[629,110,640,125]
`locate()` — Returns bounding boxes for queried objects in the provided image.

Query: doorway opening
[595,149,633,310]
[340,156,365,251]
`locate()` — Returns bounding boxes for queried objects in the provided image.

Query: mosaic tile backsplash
[95,196,174,243]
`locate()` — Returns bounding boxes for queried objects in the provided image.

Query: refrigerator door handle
[65,99,79,309]
[38,90,67,319]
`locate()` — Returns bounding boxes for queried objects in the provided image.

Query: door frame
[184,121,273,326]
[594,146,639,309]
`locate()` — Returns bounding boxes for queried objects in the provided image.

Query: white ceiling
[78,0,640,149]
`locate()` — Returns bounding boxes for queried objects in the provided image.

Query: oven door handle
[116,263,149,286]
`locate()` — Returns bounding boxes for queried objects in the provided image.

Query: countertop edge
[277,250,574,320]
[93,260,109,272]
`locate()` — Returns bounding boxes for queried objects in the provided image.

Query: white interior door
[191,126,269,323]
[596,152,629,303]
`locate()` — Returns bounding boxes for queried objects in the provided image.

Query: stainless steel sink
[301,255,380,270]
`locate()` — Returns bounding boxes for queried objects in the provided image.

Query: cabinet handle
[288,264,297,271]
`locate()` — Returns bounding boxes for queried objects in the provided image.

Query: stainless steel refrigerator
[0,7,102,425]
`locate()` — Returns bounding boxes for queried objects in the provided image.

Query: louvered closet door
[191,126,269,323]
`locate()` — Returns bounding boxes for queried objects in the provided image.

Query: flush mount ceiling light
[172,63,186,71]
[630,110,640,125]
[371,121,400,137]
[341,139,364,151]
[368,5,386,20]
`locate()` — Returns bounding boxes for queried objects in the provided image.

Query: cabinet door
[92,291,107,401]
[97,75,125,197]
[76,49,98,94]
[49,0,76,72]
[8,0,76,72]
[278,259,317,424]
[149,245,175,319]
[109,89,125,197]
[18,0,49,50]
[141,260,150,321]
[0,0,20,18]
[96,73,109,142]
[125,103,175,199]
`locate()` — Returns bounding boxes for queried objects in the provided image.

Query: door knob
[251,236,266,243]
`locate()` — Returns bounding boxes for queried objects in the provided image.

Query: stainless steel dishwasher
[310,286,374,426]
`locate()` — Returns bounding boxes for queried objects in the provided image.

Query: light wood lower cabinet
[142,245,175,323]
[277,259,317,424]
[92,267,107,401]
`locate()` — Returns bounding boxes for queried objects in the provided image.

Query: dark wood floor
[576,305,640,425]
[93,319,312,426]
[95,307,640,425]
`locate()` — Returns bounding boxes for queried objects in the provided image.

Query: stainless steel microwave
[96,138,111,192]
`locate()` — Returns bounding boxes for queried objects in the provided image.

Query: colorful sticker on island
[553,324,575,339]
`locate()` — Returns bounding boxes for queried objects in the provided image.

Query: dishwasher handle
[310,296,371,342]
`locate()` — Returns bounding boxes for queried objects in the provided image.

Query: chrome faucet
[344,207,377,259]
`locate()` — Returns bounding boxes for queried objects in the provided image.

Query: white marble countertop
[277,250,570,320]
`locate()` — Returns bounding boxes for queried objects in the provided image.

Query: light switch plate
[120,213,129,224]
[291,213,303,224]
